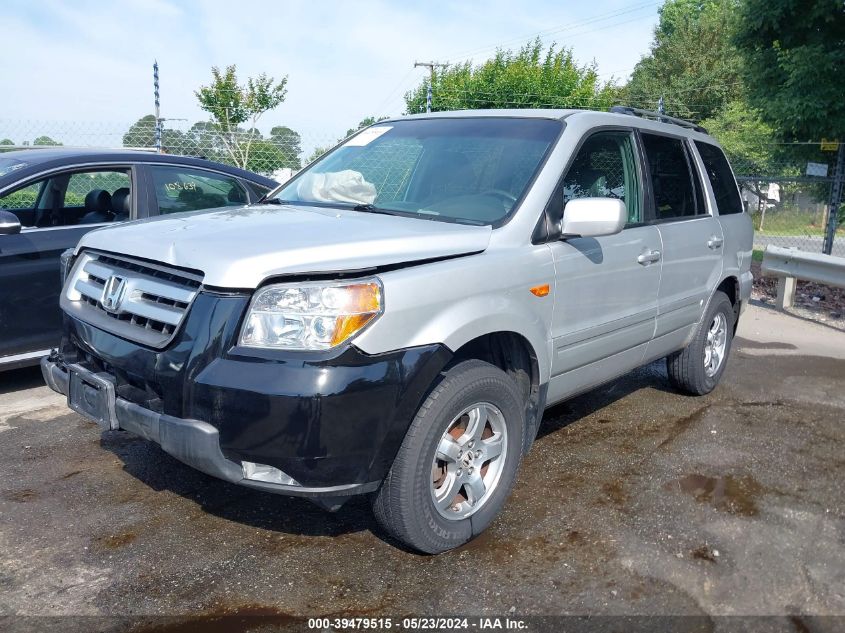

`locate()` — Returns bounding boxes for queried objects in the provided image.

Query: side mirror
[0,210,21,235]
[560,198,627,238]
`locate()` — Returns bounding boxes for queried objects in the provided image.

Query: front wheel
[666,290,735,395]
[372,360,526,554]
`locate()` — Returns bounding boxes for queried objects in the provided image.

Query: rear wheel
[666,290,734,395]
[372,360,525,554]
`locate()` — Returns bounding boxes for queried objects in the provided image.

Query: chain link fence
[725,144,844,257]
[1,118,842,256]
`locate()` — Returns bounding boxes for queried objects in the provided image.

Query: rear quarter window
[695,142,744,215]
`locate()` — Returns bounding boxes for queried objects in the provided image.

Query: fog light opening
[242,461,299,486]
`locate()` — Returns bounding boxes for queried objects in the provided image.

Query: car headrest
[111,187,130,215]
[84,189,111,213]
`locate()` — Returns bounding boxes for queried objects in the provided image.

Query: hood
[76,204,492,288]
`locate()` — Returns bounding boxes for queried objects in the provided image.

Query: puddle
[665,474,763,516]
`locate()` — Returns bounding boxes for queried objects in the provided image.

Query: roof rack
[609,106,708,134]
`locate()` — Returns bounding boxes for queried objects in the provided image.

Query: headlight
[60,248,75,285]
[239,278,383,350]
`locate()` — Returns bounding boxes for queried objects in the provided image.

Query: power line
[441,1,659,62]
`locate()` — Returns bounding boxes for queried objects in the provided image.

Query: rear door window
[695,142,744,215]
[641,133,705,221]
[150,166,248,215]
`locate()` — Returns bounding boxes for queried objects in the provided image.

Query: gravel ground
[1,304,844,633]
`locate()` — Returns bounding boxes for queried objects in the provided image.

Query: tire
[666,290,735,396]
[372,359,526,554]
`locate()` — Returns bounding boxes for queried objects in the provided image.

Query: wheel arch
[448,330,546,453]
[715,275,740,332]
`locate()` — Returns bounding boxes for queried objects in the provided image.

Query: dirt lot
[1,303,844,632]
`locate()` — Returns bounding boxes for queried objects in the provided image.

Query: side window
[641,133,704,220]
[65,171,130,208]
[562,131,642,223]
[695,142,743,215]
[0,181,47,227]
[150,166,248,215]
[247,182,272,199]
[0,169,130,228]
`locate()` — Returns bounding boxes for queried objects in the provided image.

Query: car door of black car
[0,165,137,363]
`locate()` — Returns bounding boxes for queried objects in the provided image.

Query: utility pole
[153,60,162,153]
[414,61,441,113]
[823,142,845,255]
[657,96,665,116]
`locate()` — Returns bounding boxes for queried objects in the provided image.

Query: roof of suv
[397,108,715,142]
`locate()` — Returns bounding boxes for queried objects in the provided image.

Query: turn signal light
[530,284,550,297]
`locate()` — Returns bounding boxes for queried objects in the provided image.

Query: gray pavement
[1,302,844,628]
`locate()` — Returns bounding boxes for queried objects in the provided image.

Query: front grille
[61,250,203,349]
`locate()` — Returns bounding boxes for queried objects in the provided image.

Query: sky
[0,0,660,148]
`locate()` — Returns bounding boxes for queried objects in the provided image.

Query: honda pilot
[43,108,753,553]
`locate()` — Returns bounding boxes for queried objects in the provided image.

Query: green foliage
[623,0,743,121]
[701,101,780,175]
[733,0,845,140]
[305,146,331,165]
[0,138,13,145]
[404,39,617,114]
[122,114,157,147]
[269,126,302,169]
[120,116,303,175]
[123,114,190,156]
[195,65,289,168]
[0,188,38,209]
[33,135,61,146]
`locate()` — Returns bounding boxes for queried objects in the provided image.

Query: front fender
[353,248,555,384]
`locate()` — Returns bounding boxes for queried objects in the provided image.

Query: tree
[623,0,742,121]
[733,0,845,141]
[33,135,61,146]
[195,65,288,168]
[269,126,302,169]
[122,115,157,148]
[305,145,331,165]
[701,101,781,223]
[122,116,202,156]
[404,39,617,114]
[0,139,13,145]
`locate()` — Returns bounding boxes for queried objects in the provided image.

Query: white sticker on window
[344,126,392,147]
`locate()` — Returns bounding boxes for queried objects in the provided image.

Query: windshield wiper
[352,203,397,216]
[254,197,285,205]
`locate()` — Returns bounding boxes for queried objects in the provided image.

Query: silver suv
[43,108,752,553]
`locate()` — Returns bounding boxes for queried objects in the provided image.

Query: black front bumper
[46,291,452,504]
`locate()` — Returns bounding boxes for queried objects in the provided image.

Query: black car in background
[0,149,278,370]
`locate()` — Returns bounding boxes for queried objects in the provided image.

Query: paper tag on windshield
[344,126,392,147]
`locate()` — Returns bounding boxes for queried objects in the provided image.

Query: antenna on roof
[153,61,162,154]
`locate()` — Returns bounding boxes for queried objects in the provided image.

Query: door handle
[637,250,661,265]
[707,236,724,249]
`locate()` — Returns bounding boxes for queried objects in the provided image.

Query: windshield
[272,117,562,225]
[0,157,28,178]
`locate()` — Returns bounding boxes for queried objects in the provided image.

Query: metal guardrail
[761,245,845,309]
